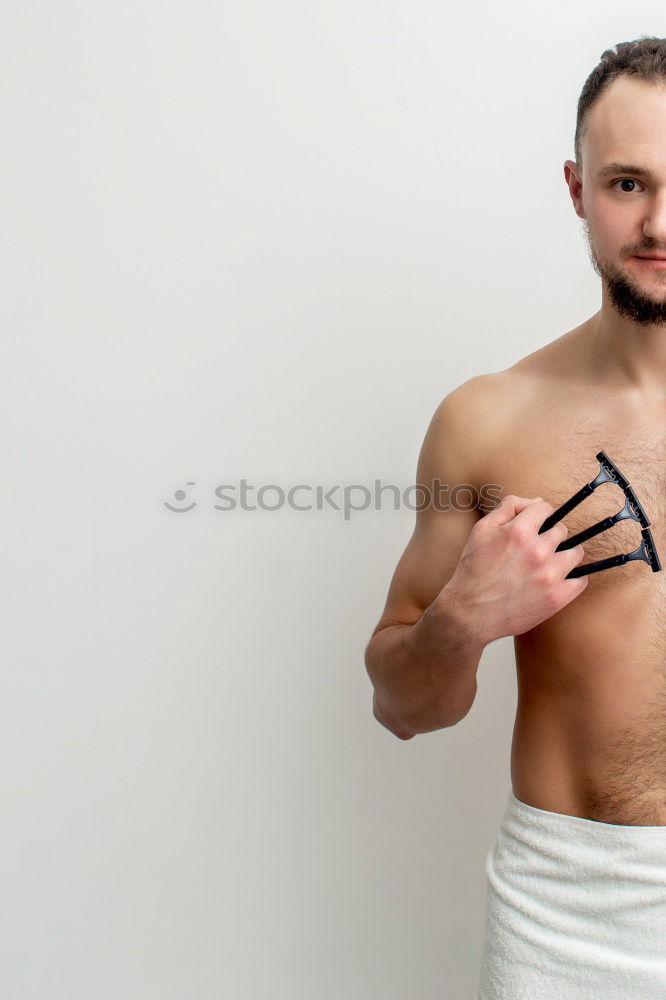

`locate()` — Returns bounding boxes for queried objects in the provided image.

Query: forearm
[365,584,487,738]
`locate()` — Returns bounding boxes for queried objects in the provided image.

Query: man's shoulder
[439,322,587,426]
[421,372,515,493]
[427,361,552,491]
[434,368,529,431]
[432,325,589,479]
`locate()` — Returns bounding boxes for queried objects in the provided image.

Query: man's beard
[580,219,666,326]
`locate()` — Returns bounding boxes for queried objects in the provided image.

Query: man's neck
[585,299,666,400]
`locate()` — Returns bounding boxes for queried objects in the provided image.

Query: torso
[480,321,666,825]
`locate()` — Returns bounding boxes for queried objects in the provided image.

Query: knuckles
[530,543,551,566]
[538,566,558,589]
[507,521,530,544]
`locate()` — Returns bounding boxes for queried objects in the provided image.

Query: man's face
[564,75,666,326]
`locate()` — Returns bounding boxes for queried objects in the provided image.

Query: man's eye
[613,178,642,193]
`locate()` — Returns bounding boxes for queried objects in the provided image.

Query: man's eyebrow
[596,162,653,178]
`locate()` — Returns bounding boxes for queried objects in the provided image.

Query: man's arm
[364,376,493,739]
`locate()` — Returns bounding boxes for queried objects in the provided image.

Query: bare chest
[484,401,666,823]
[486,407,665,569]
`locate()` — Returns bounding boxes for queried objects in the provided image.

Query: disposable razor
[554,485,651,551]
[565,526,662,578]
[538,451,630,535]
[536,449,662,577]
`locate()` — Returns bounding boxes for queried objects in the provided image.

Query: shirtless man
[364,37,666,997]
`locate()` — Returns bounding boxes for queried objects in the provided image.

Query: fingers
[489,497,589,578]
[539,519,569,549]
[553,541,587,578]
[487,494,545,527]
[510,499,559,534]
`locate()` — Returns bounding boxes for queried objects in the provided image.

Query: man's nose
[642,190,666,242]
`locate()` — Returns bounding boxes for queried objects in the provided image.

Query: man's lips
[632,254,666,268]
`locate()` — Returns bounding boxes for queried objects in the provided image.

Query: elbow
[372,693,416,740]
[372,685,475,738]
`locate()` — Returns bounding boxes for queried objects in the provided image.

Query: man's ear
[563,159,586,219]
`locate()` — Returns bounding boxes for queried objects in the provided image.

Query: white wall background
[1,2,658,997]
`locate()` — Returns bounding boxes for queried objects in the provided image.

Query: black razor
[536,449,662,578]
[538,451,630,535]
[566,526,662,578]
[555,485,651,551]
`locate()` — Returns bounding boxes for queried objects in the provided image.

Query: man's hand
[438,494,588,645]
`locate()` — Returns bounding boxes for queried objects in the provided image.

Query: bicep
[370,383,485,634]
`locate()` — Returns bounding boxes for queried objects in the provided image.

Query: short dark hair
[575,36,666,170]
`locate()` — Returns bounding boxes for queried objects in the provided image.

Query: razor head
[623,485,651,529]
[641,526,662,573]
[593,451,630,491]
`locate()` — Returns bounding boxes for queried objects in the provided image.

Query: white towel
[477,790,666,999]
